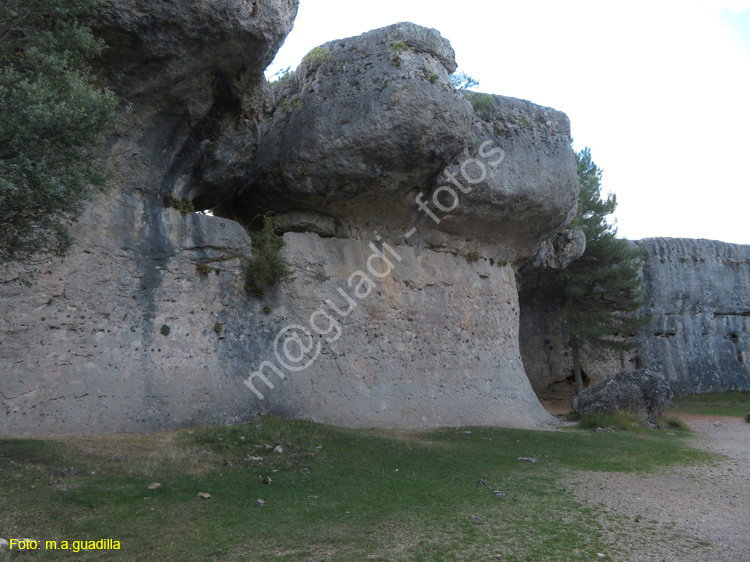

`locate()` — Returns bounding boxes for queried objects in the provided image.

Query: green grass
[571,411,689,431]
[0,416,713,561]
[668,390,750,417]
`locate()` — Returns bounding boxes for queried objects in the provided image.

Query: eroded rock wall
[519,236,750,395]
[244,233,550,429]
[0,9,579,435]
[1,0,299,435]
[638,238,750,394]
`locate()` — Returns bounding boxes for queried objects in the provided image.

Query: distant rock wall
[519,237,750,395]
[638,238,750,394]
[0,6,579,435]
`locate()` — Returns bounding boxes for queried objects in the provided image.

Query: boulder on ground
[572,369,674,424]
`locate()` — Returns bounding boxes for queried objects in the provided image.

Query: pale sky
[266,0,750,245]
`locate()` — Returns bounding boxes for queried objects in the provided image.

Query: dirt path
[566,415,750,561]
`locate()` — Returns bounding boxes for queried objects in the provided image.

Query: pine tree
[561,148,649,392]
[0,0,120,262]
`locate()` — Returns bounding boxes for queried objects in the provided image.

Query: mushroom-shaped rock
[223,22,475,222]
[222,23,578,263]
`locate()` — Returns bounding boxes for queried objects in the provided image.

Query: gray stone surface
[519,229,586,273]
[0,9,579,435]
[436,94,579,259]
[247,233,555,429]
[572,369,674,423]
[94,0,299,209]
[275,210,338,238]
[226,22,475,227]
[520,237,750,395]
[224,23,579,261]
[95,0,298,108]
[0,225,555,434]
[637,238,750,394]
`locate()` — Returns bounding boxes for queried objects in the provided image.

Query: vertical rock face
[519,236,750,395]
[1,0,300,435]
[247,234,548,429]
[638,238,750,394]
[0,10,580,435]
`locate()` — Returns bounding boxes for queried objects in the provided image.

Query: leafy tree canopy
[0,0,120,263]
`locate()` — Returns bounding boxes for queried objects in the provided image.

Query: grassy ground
[0,416,713,562]
[668,390,750,417]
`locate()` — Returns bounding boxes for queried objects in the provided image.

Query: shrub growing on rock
[244,214,294,299]
[304,46,332,65]
[470,93,494,114]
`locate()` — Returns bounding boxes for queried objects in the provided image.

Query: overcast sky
[266,0,750,244]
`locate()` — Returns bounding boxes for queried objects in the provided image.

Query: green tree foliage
[244,214,295,299]
[0,0,120,262]
[561,148,649,392]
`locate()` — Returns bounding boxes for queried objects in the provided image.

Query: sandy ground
[539,385,750,562]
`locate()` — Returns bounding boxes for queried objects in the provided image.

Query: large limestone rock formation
[519,236,750,395]
[222,22,578,260]
[1,0,300,435]
[638,238,750,394]
[0,5,579,435]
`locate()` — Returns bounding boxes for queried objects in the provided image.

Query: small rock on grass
[147,482,161,490]
[299,468,310,475]
[0,538,9,550]
[197,492,212,499]
[246,456,264,462]
[493,490,506,496]
[255,499,266,506]
[517,457,539,463]
[262,476,272,485]
[273,445,284,453]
